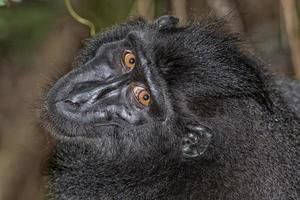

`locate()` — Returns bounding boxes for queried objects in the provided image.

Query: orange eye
[122,50,136,70]
[133,86,151,106]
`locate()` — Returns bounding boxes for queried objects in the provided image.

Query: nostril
[64,99,80,108]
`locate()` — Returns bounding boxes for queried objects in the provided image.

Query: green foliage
[154,0,168,17]
[0,0,23,7]
[83,0,135,31]
[0,1,62,68]
[80,0,168,32]
[0,0,5,6]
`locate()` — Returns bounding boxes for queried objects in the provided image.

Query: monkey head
[41,16,214,165]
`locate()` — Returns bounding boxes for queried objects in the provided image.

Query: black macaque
[40,16,300,200]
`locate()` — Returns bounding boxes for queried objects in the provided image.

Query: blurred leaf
[0,1,63,68]
[83,0,135,31]
[0,0,6,7]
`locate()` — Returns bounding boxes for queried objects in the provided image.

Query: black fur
[41,17,300,199]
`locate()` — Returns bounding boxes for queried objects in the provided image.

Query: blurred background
[0,0,299,199]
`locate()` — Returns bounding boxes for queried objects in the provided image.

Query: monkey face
[42,31,184,161]
[45,31,168,136]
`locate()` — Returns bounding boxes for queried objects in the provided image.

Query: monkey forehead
[72,20,154,67]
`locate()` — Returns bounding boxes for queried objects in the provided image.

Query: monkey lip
[42,79,122,139]
[52,100,123,128]
[42,98,119,140]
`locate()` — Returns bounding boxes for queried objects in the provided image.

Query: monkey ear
[181,125,212,158]
[154,15,179,30]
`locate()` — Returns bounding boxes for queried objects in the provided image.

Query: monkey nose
[56,81,110,112]
[55,78,126,113]
[53,82,110,122]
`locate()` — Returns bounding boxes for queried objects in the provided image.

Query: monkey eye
[133,86,151,106]
[122,50,136,70]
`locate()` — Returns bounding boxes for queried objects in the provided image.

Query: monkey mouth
[40,95,119,141]
[40,73,124,140]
